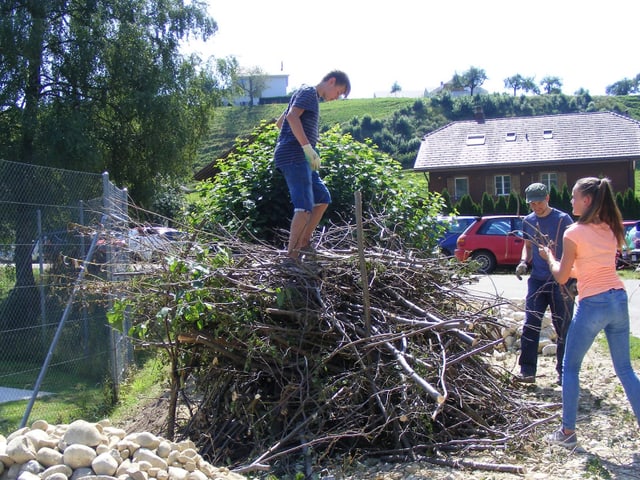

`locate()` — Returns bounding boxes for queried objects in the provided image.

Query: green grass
[0,352,165,436]
[0,365,111,435]
[0,264,16,302]
[106,353,168,426]
[598,334,640,362]
[319,97,417,125]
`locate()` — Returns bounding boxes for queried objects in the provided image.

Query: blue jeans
[519,277,574,377]
[562,288,640,431]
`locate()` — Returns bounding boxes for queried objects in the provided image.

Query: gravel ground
[318,341,640,480]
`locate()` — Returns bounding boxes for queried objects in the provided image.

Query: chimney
[474,105,485,123]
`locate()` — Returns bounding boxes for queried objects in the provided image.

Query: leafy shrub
[188,122,446,251]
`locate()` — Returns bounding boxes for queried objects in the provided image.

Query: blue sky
[185,0,638,98]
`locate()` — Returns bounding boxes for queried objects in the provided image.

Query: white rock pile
[495,302,559,357]
[0,419,246,480]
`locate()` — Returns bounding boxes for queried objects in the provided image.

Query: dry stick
[385,287,477,345]
[370,325,445,405]
[420,456,525,474]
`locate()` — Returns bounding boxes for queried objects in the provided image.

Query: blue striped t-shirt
[274,85,320,168]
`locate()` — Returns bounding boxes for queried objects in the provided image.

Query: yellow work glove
[302,144,321,171]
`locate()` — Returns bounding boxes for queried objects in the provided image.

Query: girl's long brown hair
[574,177,625,247]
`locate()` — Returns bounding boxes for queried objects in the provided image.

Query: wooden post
[355,191,371,338]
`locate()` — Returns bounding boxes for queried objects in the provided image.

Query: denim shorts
[279,162,331,212]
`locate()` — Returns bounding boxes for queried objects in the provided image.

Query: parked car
[454,215,524,273]
[435,215,479,256]
[127,226,187,262]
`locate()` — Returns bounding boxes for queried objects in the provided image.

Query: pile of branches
[165,221,554,475]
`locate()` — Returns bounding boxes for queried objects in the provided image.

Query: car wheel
[440,247,453,257]
[470,250,497,274]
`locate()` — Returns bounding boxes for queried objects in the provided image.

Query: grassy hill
[196,97,418,171]
[197,94,640,175]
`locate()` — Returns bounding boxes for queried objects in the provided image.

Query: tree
[236,66,269,106]
[453,66,487,96]
[540,76,563,94]
[605,77,639,96]
[0,0,231,324]
[391,81,402,95]
[504,74,540,96]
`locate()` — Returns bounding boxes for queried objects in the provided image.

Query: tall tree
[453,66,487,96]
[605,77,638,96]
[391,81,402,95]
[235,66,268,106]
[504,74,540,96]
[540,76,563,94]
[0,0,232,322]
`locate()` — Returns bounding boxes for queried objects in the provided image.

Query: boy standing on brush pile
[273,70,351,261]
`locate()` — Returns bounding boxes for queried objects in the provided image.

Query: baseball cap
[525,183,549,202]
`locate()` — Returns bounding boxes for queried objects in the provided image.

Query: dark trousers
[519,276,574,377]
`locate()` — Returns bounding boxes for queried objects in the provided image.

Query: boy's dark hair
[323,70,351,97]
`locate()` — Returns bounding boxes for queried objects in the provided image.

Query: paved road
[465,274,640,338]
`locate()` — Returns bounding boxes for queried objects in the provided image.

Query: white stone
[156,441,172,458]
[115,458,132,477]
[92,451,119,476]
[179,448,197,459]
[63,444,97,469]
[6,427,30,442]
[63,420,104,447]
[69,466,93,480]
[16,471,41,480]
[44,474,68,480]
[41,464,73,479]
[155,470,169,480]
[166,450,180,465]
[542,343,558,356]
[103,427,127,440]
[20,459,44,475]
[124,432,160,450]
[116,439,139,454]
[25,428,56,449]
[31,420,49,432]
[6,435,37,463]
[186,470,208,480]
[36,446,64,467]
[128,468,148,480]
[167,466,189,480]
[133,448,167,470]
[538,338,552,352]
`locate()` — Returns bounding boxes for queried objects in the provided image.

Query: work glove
[515,262,528,279]
[302,144,321,171]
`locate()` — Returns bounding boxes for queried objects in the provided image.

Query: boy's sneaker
[546,428,577,448]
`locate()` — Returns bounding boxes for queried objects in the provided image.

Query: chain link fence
[0,160,134,434]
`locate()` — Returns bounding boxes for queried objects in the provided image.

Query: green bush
[189,122,446,252]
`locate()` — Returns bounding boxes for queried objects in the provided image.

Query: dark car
[454,215,524,273]
[436,215,479,256]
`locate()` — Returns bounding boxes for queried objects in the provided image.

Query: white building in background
[232,74,289,106]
